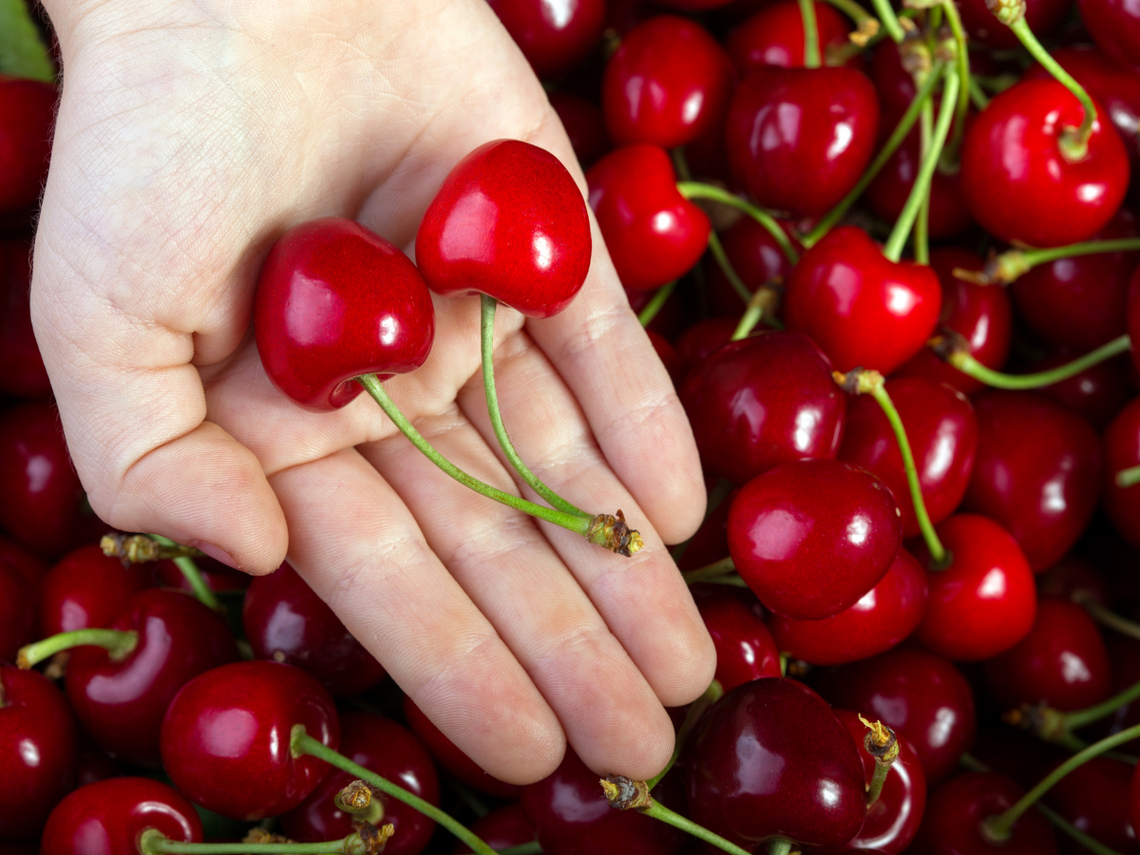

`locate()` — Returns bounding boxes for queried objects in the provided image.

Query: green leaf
[0,0,55,82]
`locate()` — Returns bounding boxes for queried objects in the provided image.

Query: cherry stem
[821,0,882,42]
[1078,596,1140,643]
[731,284,782,341]
[868,0,908,41]
[18,628,138,670]
[676,182,799,265]
[799,0,822,67]
[637,279,677,327]
[150,534,222,613]
[99,532,221,612]
[882,66,961,263]
[768,840,793,855]
[646,679,724,791]
[937,0,971,166]
[834,369,948,566]
[800,60,945,249]
[860,717,900,807]
[480,296,590,520]
[681,556,737,585]
[140,830,376,854]
[1116,464,1140,488]
[708,230,755,306]
[914,97,934,265]
[601,781,753,855]
[356,374,641,556]
[943,333,1131,390]
[981,720,1140,842]
[292,728,499,855]
[1064,670,1140,733]
[983,238,1140,284]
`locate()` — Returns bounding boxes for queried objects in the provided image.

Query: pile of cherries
[8,0,1140,851]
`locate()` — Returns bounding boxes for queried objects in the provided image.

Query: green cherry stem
[800,60,945,249]
[681,556,737,586]
[150,534,223,613]
[731,284,783,341]
[637,279,678,327]
[676,182,800,265]
[140,830,375,855]
[1061,670,1140,733]
[821,0,882,43]
[913,98,934,265]
[292,727,499,855]
[18,628,138,670]
[937,333,1131,390]
[480,295,590,519]
[882,66,961,263]
[960,238,1140,285]
[1078,596,1140,643]
[799,0,822,68]
[98,533,221,613]
[600,778,753,855]
[1116,465,1140,488]
[868,0,908,41]
[768,840,794,855]
[357,374,642,556]
[707,229,754,305]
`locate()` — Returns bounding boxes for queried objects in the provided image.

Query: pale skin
[30,0,716,783]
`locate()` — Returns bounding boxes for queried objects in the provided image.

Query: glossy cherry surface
[601,15,733,149]
[684,677,867,851]
[454,802,536,854]
[0,666,78,841]
[1030,349,1132,431]
[281,712,440,855]
[959,78,1130,248]
[255,216,435,411]
[956,0,1070,47]
[159,660,340,820]
[725,0,856,72]
[726,66,880,218]
[416,139,591,318]
[0,240,50,398]
[693,586,782,690]
[37,543,152,638]
[769,547,928,666]
[586,143,710,290]
[487,0,605,81]
[701,215,797,318]
[243,560,387,697]
[782,226,942,375]
[911,513,1038,662]
[1046,756,1140,855]
[1078,0,1140,73]
[1103,395,1140,550]
[0,76,56,215]
[65,587,239,768]
[39,777,203,855]
[963,390,1102,572]
[728,457,902,620]
[679,331,846,486]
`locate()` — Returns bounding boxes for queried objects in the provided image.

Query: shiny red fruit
[725,0,857,72]
[487,0,605,81]
[1103,395,1140,549]
[37,543,151,638]
[1079,0,1140,72]
[0,76,57,215]
[693,586,782,690]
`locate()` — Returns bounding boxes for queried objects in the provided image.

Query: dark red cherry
[416,139,591,318]
[0,240,50,398]
[0,76,56,215]
[963,390,1102,572]
[0,532,48,587]
[453,802,536,854]
[242,560,387,697]
[679,331,846,486]
[959,78,1130,248]
[911,513,1038,662]
[701,215,798,318]
[39,777,203,855]
[769,547,928,666]
[684,677,867,851]
[1078,0,1140,73]
[725,0,858,72]
[782,226,942,376]
[601,15,733,149]
[0,667,78,841]
[910,772,1057,854]
[486,0,605,81]
[725,66,880,218]
[1103,395,1140,549]
[281,712,440,855]
[37,543,152,638]
[956,0,1070,48]
[818,647,976,784]
[159,660,340,820]
[151,552,252,593]
[728,458,902,620]
[65,587,239,768]
[672,316,737,382]
[254,217,435,411]
[586,143,710,290]
[1029,348,1132,431]
[548,90,610,170]
[1046,757,1140,855]
[0,561,34,664]
[983,596,1112,714]
[694,589,782,690]
[839,376,978,539]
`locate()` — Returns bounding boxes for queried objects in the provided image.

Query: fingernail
[191,541,239,570]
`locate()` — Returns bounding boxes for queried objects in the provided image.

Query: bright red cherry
[586,143,710,290]
[254,217,435,411]
[782,226,942,376]
[0,76,57,215]
[159,660,340,820]
[37,543,152,638]
[725,0,858,72]
[39,777,202,855]
[725,66,880,218]
[728,458,902,620]
[0,240,50,398]
[693,586,782,691]
[416,139,591,318]
[959,78,1130,248]
[684,677,867,851]
[601,15,733,148]
[486,0,605,81]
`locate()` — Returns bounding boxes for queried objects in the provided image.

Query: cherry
[818,647,977,784]
[151,552,252,593]
[959,78,1130,248]
[782,226,942,376]
[40,778,202,855]
[280,712,440,855]
[725,0,857,72]
[37,543,152,638]
[956,0,1070,48]
[769,546,928,667]
[982,596,1112,714]
[693,586,782,690]
[242,560,387,697]
[0,240,50,399]
[1103,394,1140,550]
[839,376,978,539]
[61,587,239,768]
[454,803,535,854]
[701,215,797,318]
[0,76,56,215]
[728,457,902,620]
[910,513,1038,662]
[601,15,733,149]
[0,666,78,841]
[725,66,880,218]
[0,532,48,588]
[486,0,605,81]
[159,660,340,820]
[1045,756,1140,855]
[684,677,867,851]
[679,331,847,487]
[416,139,591,318]
[254,216,436,411]
[1029,348,1132,431]
[1078,0,1140,75]
[910,772,1057,854]
[0,561,34,664]
[548,90,610,170]
[963,390,1102,572]
[675,487,736,573]
[671,316,738,382]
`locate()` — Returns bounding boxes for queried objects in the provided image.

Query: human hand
[30,0,715,784]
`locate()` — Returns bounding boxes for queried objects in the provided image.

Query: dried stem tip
[600,776,654,811]
[832,368,885,396]
[100,533,205,564]
[587,510,644,557]
[859,715,900,763]
[337,779,375,812]
[353,821,395,854]
[985,0,1026,25]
